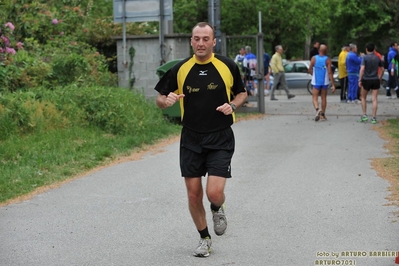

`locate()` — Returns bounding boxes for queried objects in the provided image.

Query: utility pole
[208,0,221,54]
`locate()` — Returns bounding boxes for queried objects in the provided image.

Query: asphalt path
[1,92,399,266]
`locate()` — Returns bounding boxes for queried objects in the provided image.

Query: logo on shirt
[199,70,208,76]
[207,83,218,90]
[186,86,200,93]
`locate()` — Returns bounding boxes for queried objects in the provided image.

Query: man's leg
[206,175,227,236]
[387,74,395,98]
[265,73,271,91]
[279,73,295,98]
[339,78,345,101]
[185,177,207,231]
[320,89,328,115]
[360,87,368,115]
[206,175,226,207]
[270,73,281,100]
[371,89,379,118]
[312,87,321,121]
[185,177,213,257]
[348,76,356,101]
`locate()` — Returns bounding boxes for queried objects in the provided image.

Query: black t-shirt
[155,54,246,133]
[310,47,318,59]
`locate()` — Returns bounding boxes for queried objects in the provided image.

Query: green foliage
[0,86,175,140]
[0,85,181,203]
[0,90,74,139]
[173,0,208,34]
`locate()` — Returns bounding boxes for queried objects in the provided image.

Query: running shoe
[371,117,377,124]
[359,115,368,122]
[315,109,321,122]
[193,237,212,257]
[212,204,227,236]
[320,113,327,121]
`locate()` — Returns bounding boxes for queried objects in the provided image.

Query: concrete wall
[113,34,191,98]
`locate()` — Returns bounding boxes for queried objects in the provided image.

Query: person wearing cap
[338,44,350,102]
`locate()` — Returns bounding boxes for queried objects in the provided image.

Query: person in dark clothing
[310,41,320,59]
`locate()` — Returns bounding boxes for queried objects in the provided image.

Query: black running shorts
[361,79,380,91]
[180,127,235,178]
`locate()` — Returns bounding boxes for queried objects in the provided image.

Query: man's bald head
[319,44,327,53]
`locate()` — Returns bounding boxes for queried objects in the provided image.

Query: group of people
[234,45,295,101]
[310,40,394,124]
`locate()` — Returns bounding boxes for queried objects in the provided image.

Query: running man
[154,22,247,257]
[358,43,384,124]
[308,44,336,121]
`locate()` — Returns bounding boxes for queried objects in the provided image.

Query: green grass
[0,87,182,203]
[0,125,181,203]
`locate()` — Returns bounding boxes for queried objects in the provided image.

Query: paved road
[1,93,399,266]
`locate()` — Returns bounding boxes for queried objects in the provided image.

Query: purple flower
[5,47,16,54]
[1,36,10,45]
[4,22,15,30]
[52,19,58,25]
[16,42,24,49]
[0,47,3,53]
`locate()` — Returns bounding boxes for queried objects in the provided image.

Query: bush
[0,86,173,140]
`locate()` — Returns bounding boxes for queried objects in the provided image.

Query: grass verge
[371,118,399,215]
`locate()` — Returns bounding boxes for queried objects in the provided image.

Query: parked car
[271,60,339,95]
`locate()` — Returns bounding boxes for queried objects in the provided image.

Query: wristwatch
[229,103,237,112]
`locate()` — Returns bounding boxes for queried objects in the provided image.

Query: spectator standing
[346,44,362,103]
[243,46,257,95]
[338,44,350,102]
[234,47,246,84]
[308,44,336,121]
[358,43,384,124]
[385,42,398,98]
[389,47,399,98]
[263,51,271,94]
[154,22,247,257]
[309,41,320,59]
[269,45,295,101]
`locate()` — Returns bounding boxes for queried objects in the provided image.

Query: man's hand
[331,85,336,93]
[216,103,234,115]
[164,92,185,108]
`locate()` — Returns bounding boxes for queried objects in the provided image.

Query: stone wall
[113,34,191,98]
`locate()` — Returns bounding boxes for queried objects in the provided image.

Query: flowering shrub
[0,22,23,65]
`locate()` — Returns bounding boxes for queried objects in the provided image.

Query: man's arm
[215,91,248,115]
[327,58,336,93]
[156,93,184,109]
[270,55,277,73]
[358,65,365,86]
[391,58,396,76]
[380,66,385,80]
[308,56,315,76]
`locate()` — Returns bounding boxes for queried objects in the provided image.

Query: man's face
[352,46,358,53]
[191,25,216,61]
[240,48,245,55]
[277,46,283,54]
